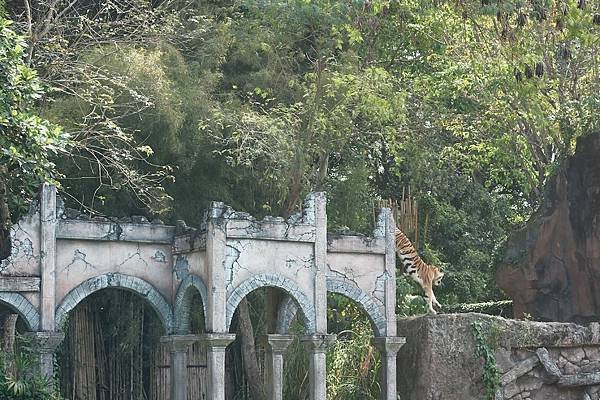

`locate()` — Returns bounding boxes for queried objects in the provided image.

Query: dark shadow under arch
[174,274,208,334]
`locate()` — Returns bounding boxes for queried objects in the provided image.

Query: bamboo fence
[375,186,422,247]
[150,342,208,400]
[58,290,209,400]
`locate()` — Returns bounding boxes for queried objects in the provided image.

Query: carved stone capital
[200,333,236,349]
[260,334,294,355]
[371,336,406,355]
[300,334,336,354]
[160,334,200,353]
[25,331,64,354]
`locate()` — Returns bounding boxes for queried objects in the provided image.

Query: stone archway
[326,278,387,337]
[174,274,209,334]
[275,278,388,336]
[0,292,40,331]
[55,272,174,333]
[225,273,316,334]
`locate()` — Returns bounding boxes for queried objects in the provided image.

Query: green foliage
[283,320,310,400]
[327,321,380,400]
[0,18,68,220]
[0,337,62,400]
[471,321,501,400]
[396,278,429,317]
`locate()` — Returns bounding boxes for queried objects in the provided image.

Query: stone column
[372,336,406,400]
[206,202,228,333]
[301,334,336,400]
[160,335,198,400]
[26,331,64,378]
[40,184,57,331]
[382,207,398,337]
[201,333,236,400]
[260,334,294,400]
[312,193,328,333]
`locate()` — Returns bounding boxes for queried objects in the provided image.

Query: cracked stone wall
[55,239,174,306]
[325,229,392,336]
[224,239,315,297]
[327,252,387,307]
[0,186,397,341]
[397,313,600,400]
[0,206,41,277]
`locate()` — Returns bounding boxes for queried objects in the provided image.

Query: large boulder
[496,133,600,323]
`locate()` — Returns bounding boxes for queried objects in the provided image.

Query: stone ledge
[398,313,600,349]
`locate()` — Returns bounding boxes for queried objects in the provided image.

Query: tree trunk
[237,298,265,400]
[2,314,18,354]
[281,174,303,218]
[264,289,282,334]
[0,165,12,261]
[2,313,18,376]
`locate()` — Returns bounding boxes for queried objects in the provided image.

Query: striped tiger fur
[395,228,444,314]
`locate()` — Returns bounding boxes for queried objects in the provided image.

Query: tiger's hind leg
[433,293,442,309]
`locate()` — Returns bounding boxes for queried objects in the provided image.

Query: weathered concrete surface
[497,133,600,323]
[0,184,401,400]
[397,313,600,400]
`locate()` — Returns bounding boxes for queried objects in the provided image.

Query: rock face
[396,313,600,400]
[496,133,600,323]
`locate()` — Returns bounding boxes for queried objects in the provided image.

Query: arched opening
[55,273,173,332]
[0,296,56,397]
[326,292,380,400]
[0,298,32,353]
[153,278,208,399]
[225,279,313,400]
[174,275,208,335]
[271,289,384,400]
[56,287,167,400]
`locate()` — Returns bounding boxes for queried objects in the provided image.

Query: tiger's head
[432,267,444,286]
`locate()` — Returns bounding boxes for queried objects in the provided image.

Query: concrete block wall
[397,313,600,400]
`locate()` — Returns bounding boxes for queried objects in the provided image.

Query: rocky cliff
[496,133,600,323]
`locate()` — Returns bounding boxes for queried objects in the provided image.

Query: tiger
[395,228,444,314]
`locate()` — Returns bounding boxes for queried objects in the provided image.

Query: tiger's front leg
[425,289,437,315]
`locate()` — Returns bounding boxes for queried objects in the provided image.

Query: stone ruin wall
[397,313,600,400]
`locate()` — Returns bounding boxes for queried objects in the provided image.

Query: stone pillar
[260,334,294,400]
[206,202,228,332]
[312,193,328,333]
[201,333,236,400]
[160,335,198,400]
[301,334,336,400]
[26,331,64,378]
[382,207,397,337]
[40,184,57,331]
[372,336,406,400]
